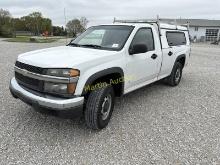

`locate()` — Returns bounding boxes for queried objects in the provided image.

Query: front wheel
[84,84,115,130]
[165,62,183,86]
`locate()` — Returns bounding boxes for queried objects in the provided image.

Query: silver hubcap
[101,94,112,120]
[175,68,181,83]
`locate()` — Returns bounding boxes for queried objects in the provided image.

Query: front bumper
[9,77,84,111]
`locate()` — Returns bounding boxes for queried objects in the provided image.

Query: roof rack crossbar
[114,16,162,36]
[114,19,158,24]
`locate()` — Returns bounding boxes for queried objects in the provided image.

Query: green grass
[5,36,31,42]
[4,36,59,43]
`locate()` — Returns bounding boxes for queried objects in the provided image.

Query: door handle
[151,54,158,59]
[168,51,173,56]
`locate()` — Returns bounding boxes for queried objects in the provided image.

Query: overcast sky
[1,0,220,27]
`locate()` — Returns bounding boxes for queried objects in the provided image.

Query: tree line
[0,8,88,38]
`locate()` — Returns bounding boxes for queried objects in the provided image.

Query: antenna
[64,8,67,45]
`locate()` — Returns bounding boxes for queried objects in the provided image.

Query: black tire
[85,84,115,130]
[165,62,183,86]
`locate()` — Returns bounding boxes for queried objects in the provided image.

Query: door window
[130,28,155,51]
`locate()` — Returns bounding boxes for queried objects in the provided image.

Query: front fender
[74,65,124,96]
[80,67,124,96]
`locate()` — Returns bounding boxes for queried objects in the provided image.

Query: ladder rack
[114,19,159,24]
[113,16,189,32]
[114,16,162,35]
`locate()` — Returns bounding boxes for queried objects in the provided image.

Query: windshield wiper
[81,44,102,49]
[67,43,81,47]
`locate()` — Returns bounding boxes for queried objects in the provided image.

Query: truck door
[125,27,162,90]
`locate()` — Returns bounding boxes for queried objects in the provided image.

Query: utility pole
[12,18,16,38]
[36,17,40,36]
[64,8,67,44]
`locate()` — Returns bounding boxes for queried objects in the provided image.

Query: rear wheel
[165,62,183,86]
[84,84,115,130]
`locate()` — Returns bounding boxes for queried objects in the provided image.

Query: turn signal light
[67,83,76,94]
[70,69,80,77]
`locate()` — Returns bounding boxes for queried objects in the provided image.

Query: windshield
[69,25,134,51]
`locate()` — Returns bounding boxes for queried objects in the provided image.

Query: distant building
[160,19,220,42]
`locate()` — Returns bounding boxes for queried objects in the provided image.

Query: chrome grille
[15,61,44,92]
[15,61,44,74]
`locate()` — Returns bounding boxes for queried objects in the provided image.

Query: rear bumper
[9,77,84,111]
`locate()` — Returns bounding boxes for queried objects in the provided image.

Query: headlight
[44,69,79,96]
[46,69,80,77]
[44,82,76,95]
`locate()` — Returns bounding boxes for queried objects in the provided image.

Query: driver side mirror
[129,44,148,55]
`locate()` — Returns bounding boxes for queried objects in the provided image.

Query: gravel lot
[0,39,220,164]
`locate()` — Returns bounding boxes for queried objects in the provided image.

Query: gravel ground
[0,40,220,164]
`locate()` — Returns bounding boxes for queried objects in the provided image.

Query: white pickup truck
[10,20,190,130]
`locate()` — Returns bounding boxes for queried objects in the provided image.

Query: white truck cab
[10,20,190,130]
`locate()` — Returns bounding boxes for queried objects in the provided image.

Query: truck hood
[17,46,118,68]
